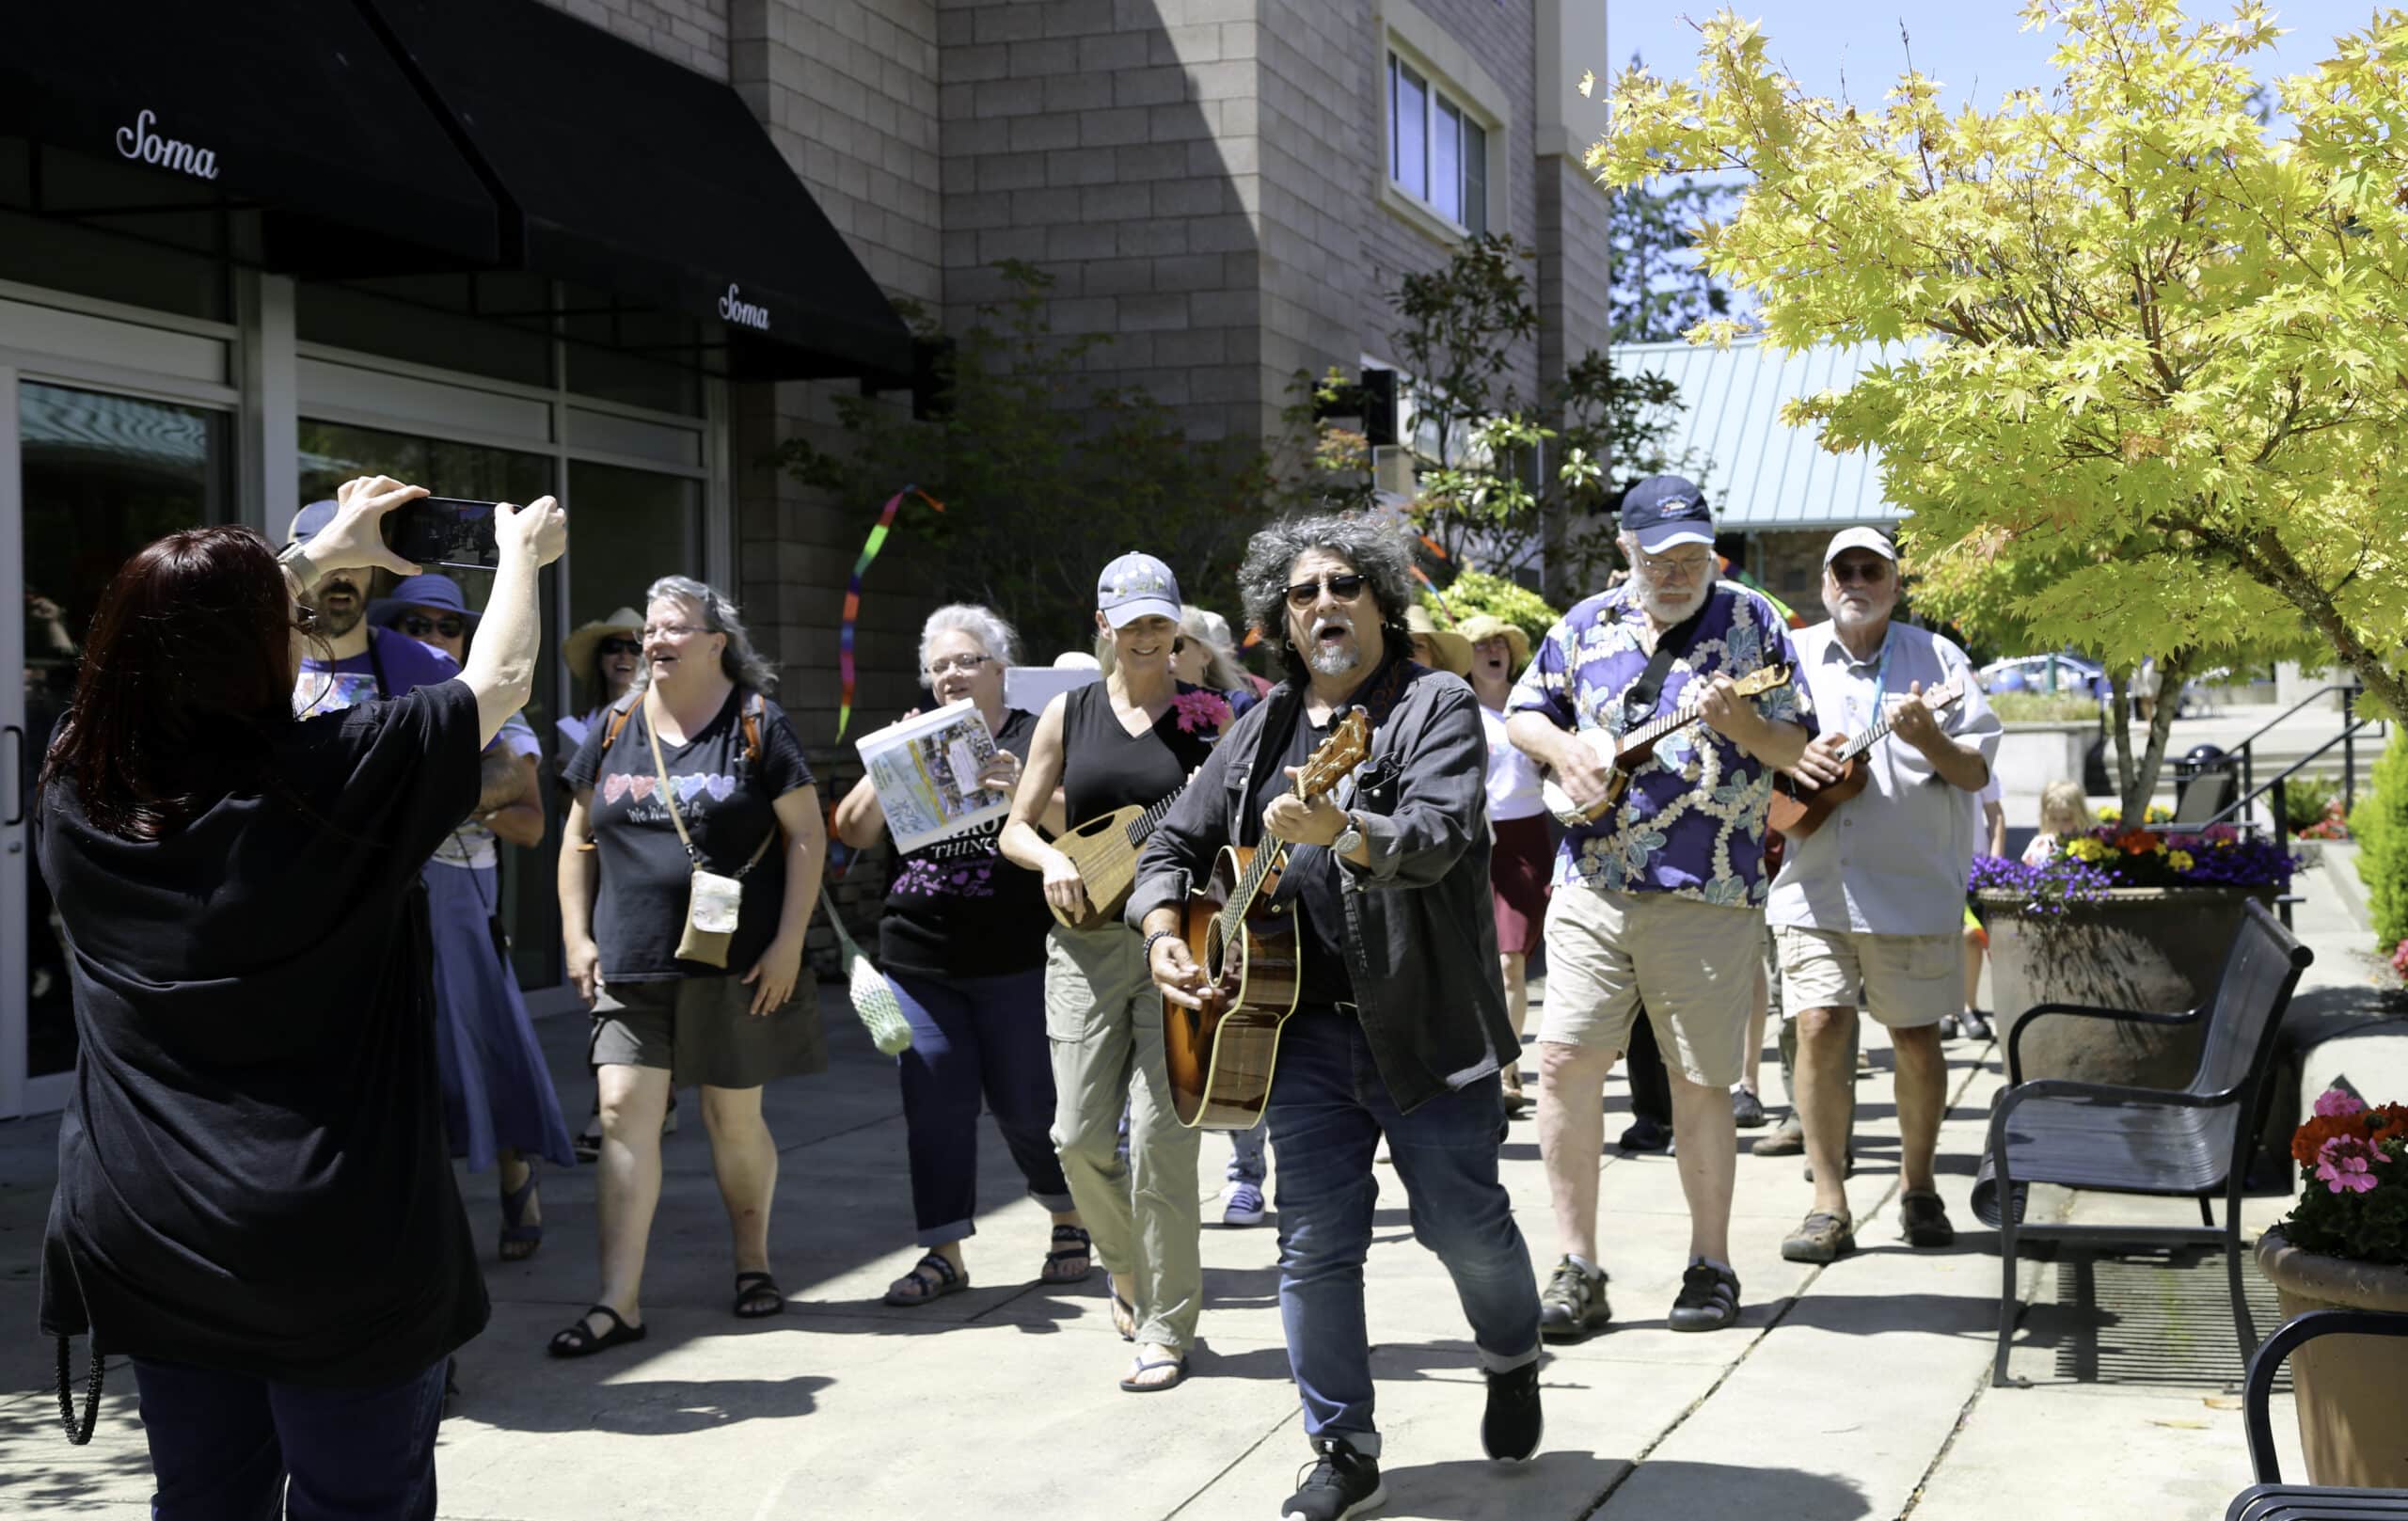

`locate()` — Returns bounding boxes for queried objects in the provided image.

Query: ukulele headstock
[1296,708,1372,799]
[1732,663,1792,700]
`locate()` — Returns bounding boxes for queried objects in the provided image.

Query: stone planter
[2255,1228,2408,1488]
[1980,885,2273,1089]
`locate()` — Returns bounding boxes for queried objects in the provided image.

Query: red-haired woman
[36,476,565,1518]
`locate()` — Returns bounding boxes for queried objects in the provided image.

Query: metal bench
[2226,1308,2408,1519]
[1971,897,2314,1387]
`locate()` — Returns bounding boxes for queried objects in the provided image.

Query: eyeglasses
[399,613,466,640]
[927,653,995,677]
[1284,574,1368,610]
[642,623,706,641]
[1830,559,1893,585]
[293,606,319,633]
[1637,550,1712,582]
[596,636,642,657]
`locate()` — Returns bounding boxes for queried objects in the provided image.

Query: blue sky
[1603,2,2380,116]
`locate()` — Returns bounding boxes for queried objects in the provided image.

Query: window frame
[1383,46,1496,241]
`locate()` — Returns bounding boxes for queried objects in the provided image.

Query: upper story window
[1387,53,1488,235]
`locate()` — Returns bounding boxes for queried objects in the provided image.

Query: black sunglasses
[1284,574,1369,610]
[596,636,642,657]
[399,613,466,639]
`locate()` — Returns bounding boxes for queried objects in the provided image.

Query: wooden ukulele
[1767,673,1966,840]
[1049,785,1187,930]
[1539,665,1793,828]
[1163,708,1371,1130]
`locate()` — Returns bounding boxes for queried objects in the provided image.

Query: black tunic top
[1059,681,1214,833]
[879,706,1052,978]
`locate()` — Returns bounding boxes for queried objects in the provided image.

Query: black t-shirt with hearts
[876,706,1051,980]
[565,688,816,982]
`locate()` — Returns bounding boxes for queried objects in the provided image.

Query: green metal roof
[1613,338,1909,531]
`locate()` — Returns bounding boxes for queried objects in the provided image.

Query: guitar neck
[1123,784,1185,848]
[1620,685,1718,757]
[1214,778,1302,941]
[1841,685,1958,762]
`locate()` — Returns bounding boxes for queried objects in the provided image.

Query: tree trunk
[2109,670,2137,803]
[2113,649,2193,821]
[2214,525,2408,719]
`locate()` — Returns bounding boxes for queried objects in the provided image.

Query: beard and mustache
[312,575,367,638]
[1636,562,1718,624]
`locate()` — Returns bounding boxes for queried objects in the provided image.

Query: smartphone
[386,498,500,571]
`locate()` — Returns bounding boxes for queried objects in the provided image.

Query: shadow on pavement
[450,1370,832,1435]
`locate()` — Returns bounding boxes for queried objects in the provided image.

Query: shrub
[2353,728,2408,948]
[1989,691,2100,724]
[2283,780,2340,833]
[1427,569,1561,649]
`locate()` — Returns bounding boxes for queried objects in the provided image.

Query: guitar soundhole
[1203,920,1226,984]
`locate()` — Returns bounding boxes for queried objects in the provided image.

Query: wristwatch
[276,537,318,588]
[1331,813,1365,856]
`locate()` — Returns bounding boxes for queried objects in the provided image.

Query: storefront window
[564,300,705,416]
[564,459,704,642]
[297,275,555,388]
[297,420,562,989]
[20,384,230,1075]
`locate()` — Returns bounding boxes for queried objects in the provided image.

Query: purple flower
[2315,1134,2385,1194]
[2315,1087,2369,1120]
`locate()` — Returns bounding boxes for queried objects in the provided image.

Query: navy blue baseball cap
[1620,475,1716,554]
[287,499,339,545]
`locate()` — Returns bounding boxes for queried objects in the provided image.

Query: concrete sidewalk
[0,862,2392,1520]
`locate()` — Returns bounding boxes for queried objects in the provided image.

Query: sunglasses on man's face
[596,637,642,658]
[1284,574,1368,610]
[399,613,466,640]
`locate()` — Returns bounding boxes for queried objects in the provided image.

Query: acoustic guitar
[1163,709,1372,1130]
[1049,785,1185,930]
[1538,665,1793,828]
[1767,673,1966,840]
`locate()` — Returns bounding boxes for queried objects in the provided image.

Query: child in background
[2022,779,2094,865]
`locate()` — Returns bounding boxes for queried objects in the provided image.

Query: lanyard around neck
[1844,629,1893,733]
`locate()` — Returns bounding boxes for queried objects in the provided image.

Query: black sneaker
[1732,1087,1768,1128]
[1618,1116,1673,1153]
[1282,1437,1385,1521]
[1667,1261,1741,1332]
[1538,1257,1612,1341]
[1481,1361,1544,1462]
[1901,1188,1956,1247]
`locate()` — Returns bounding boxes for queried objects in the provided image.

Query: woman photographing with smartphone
[37,476,564,1519]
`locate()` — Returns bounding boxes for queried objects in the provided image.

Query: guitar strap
[1620,594,1714,730]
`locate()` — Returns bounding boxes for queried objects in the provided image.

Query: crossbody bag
[643,696,776,968]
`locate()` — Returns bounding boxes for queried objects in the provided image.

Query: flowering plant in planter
[1971,824,2295,915]
[2281,1087,2408,1266]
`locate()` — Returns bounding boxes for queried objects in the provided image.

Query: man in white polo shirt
[1769,528,2002,1262]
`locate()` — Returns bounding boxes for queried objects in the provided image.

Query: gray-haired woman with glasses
[833,605,1091,1308]
[553,576,827,1355]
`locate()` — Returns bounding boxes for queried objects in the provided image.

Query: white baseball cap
[1823,527,1898,566]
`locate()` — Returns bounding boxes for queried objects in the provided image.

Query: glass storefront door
[2,376,229,1116]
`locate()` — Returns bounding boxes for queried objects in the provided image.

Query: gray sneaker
[1782,1211,1857,1264]
[1538,1257,1612,1342]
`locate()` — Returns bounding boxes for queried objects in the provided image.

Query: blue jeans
[130,1356,447,1521]
[893,969,1073,1246]
[1228,1117,1268,1184]
[1267,1007,1541,1457]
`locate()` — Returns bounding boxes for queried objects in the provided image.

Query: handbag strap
[643,691,775,879]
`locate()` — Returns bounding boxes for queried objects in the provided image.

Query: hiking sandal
[733,1271,786,1319]
[882,1252,967,1307]
[547,1304,646,1358]
[1041,1225,1093,1283]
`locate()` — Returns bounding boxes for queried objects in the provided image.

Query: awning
[363,0,914,384]
[0,0,499,274]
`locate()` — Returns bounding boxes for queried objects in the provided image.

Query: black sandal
[734,1271,786,1319]
[884,1251,968,1307]
[1041,1225,1093,1283]
[547,1304,646,1358]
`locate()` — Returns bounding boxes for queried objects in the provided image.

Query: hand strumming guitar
[1788,731,1849,788]
[1887,680,1947,755]
[1142,907,1212,1011]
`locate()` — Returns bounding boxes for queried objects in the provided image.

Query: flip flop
[733,1271,786,1319]
[883,1251,969,1307]
[1118,1353,1190,1394]
[1109,1287,1136,1342]
[547,1304,646,1359]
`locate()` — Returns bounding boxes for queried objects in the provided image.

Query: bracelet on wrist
[1142,927,1178,960]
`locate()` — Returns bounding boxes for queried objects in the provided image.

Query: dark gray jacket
[1125,657,1513,1114]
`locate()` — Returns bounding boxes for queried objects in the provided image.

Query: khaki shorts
[1773,925,1960,1030]
[1538,885,1757,1088]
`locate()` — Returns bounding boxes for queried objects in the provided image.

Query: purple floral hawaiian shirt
[1509,582,1814,906]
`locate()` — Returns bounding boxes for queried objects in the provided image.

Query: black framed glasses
[1284,574,1368,610]
[926,653,996,677]
[399,613,466,639]
[596,636,642,657]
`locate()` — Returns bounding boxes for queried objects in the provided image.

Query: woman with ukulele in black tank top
[1001,552,1222,1393]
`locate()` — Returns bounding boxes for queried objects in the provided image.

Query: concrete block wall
[934,0,1265,445]
[1536,153,1608,393]
[531,0,732,78]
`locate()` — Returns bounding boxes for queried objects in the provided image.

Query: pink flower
[2315,1134,2385,1194]
[2203,823,2241,843]
[1172,690,1235,737]
[2315,1087,2369,1119]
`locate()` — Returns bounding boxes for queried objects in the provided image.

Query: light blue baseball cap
[1096,551,1181,627]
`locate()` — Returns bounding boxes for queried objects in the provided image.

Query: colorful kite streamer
[836,484,944,739]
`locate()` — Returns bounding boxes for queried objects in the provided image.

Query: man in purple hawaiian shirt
[1507,475,1814,1339]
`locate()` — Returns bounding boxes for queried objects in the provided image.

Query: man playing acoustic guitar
[1130,515,1541,1521]
[1767,528,2000,1264]
[1506,475,1814,1340]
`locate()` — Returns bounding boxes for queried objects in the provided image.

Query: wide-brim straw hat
[563,608,644,676]
[1402,605,1473,675]
[1455,613,1531,674]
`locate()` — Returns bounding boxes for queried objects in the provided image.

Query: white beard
[1640,567,1717,624]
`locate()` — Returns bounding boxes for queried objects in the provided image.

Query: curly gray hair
[917,603,1021,686]
[1239,514,1417,686]
[637,575,779,694]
